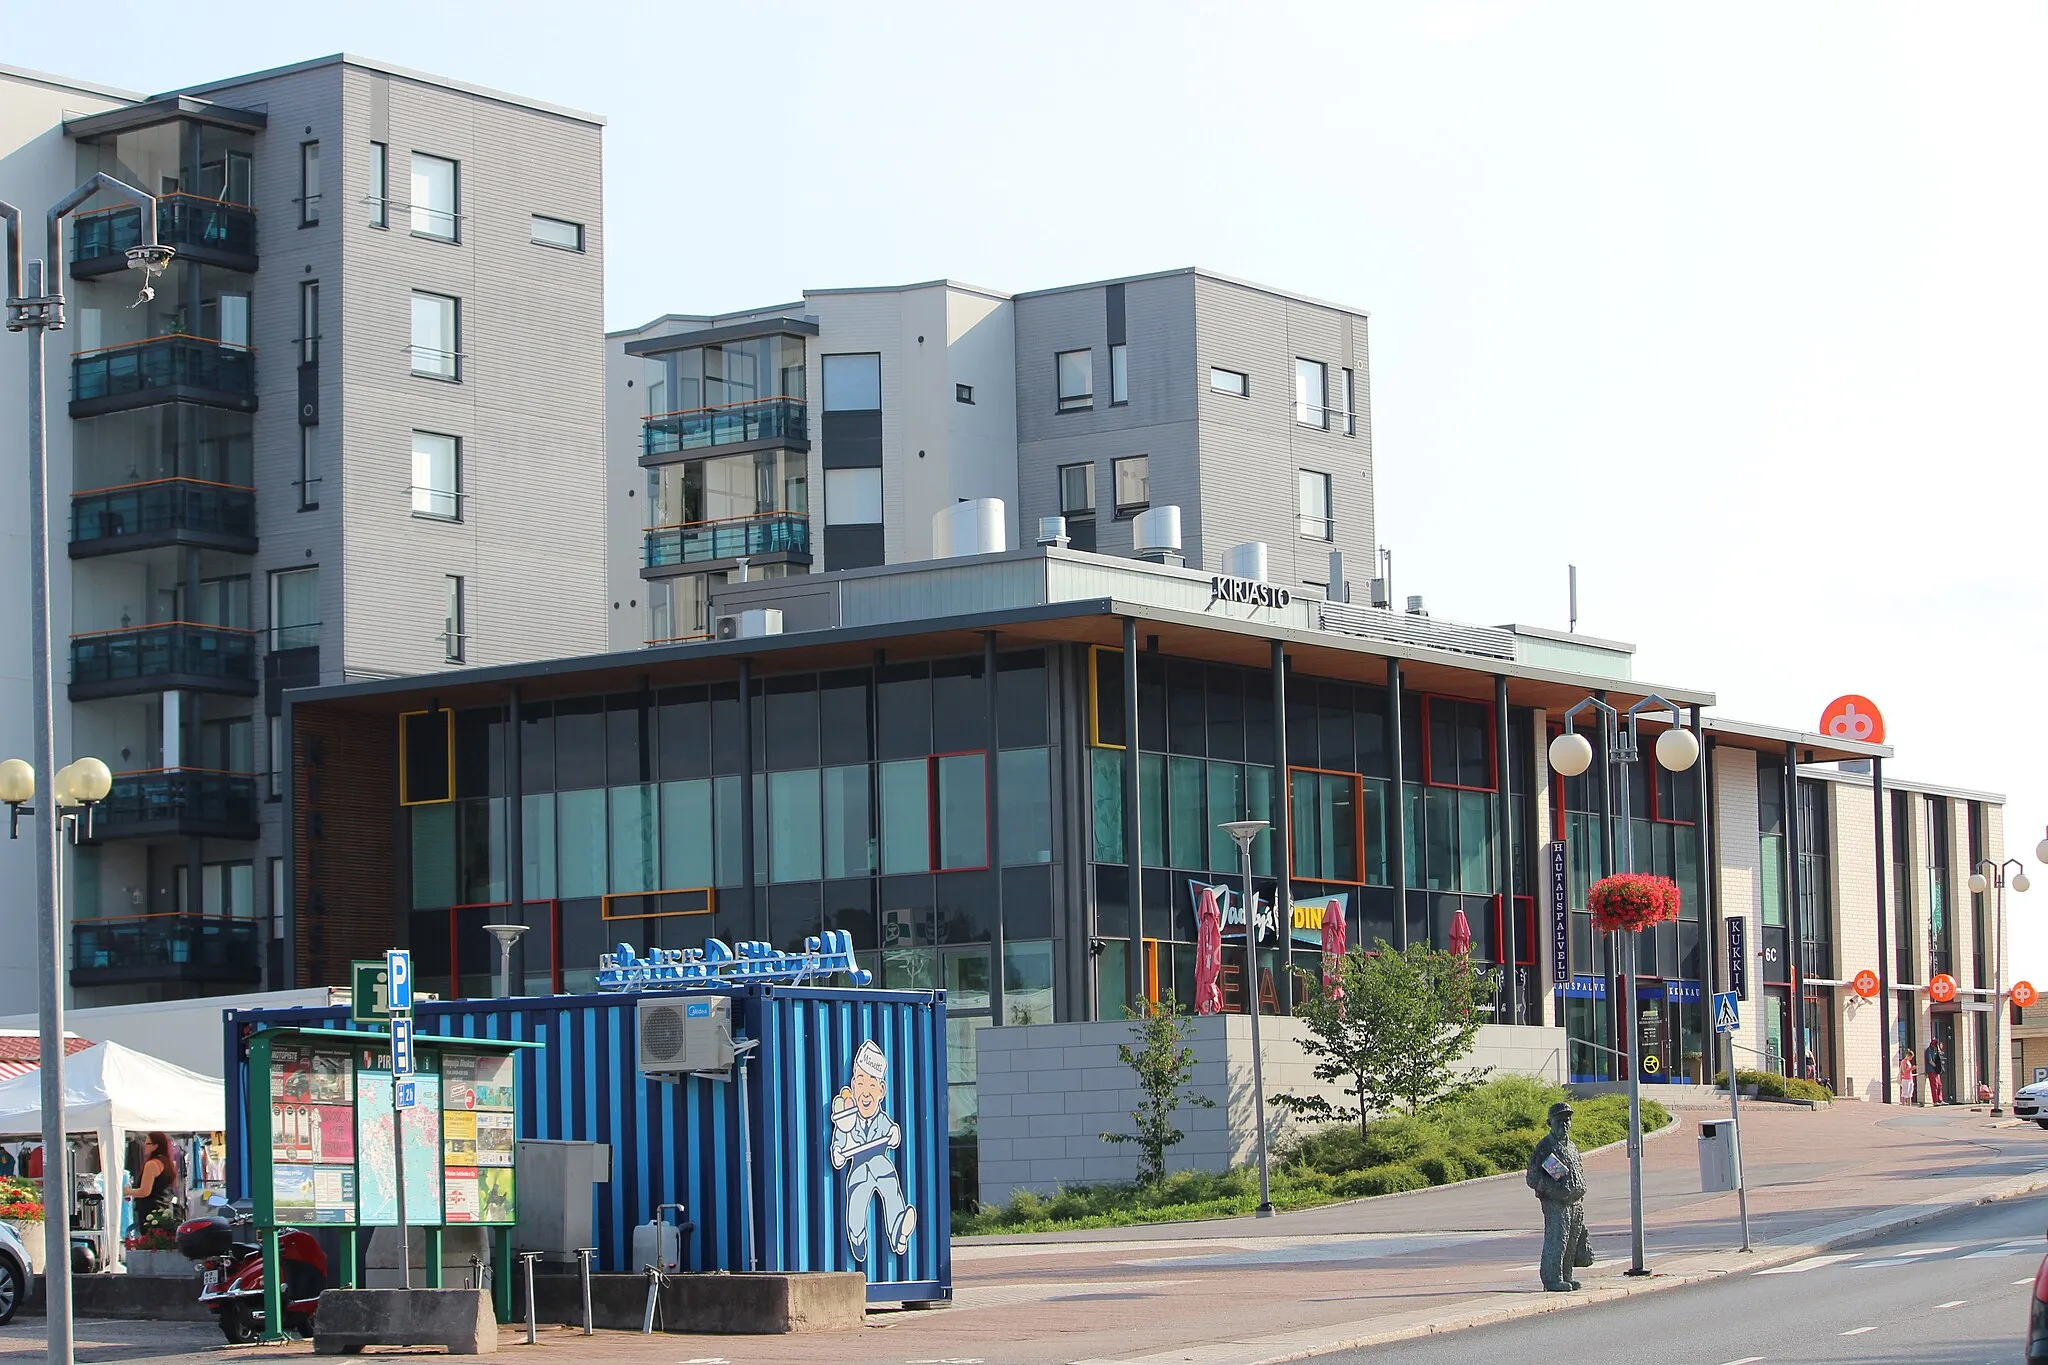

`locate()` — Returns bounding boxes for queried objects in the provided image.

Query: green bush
[1715,1069,1833,1103]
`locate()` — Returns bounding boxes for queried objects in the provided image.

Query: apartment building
[604,269,1372,651]
[0,56,607,1011]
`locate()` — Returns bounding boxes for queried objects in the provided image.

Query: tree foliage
[1101,997,1215,1187]
[1273,940,1498,1135]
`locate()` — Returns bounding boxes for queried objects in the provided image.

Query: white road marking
[2017,1278,2038,1286]
[1848,1257,1915,1269]
[1756,1253,1859,1274]
[1716,1357,1767,1365]
[1962,1245,2036,1258]
[1839,1325,1878,1336]
[1935,1298,1967,1308]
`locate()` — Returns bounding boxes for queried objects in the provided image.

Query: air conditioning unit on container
[636,996,734,1080]
[714,608,783,641]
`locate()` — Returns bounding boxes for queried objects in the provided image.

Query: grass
[954,1076,1673,1236]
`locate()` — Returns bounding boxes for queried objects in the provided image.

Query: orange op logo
[1818,695,1885,745]
[1852,969,1880,999]
[2013,981,2038,1009]
[1929,973,1958,1004]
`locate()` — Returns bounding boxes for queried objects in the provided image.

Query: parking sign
[385,948,413,1014]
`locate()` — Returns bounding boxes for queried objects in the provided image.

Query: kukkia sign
[1545,841,1569,989]
[597,930,872,992]
[1725,916,1747,1001]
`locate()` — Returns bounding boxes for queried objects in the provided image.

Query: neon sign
[596,930,873,992]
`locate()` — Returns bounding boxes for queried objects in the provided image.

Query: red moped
[176,1204,328,1342]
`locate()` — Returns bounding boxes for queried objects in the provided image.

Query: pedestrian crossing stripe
[1757,1242,2026,1275]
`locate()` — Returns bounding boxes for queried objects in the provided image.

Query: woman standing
[1925,1038,1947,1105]
[122,1131,182,1231]
[1898,1048,1916,1104]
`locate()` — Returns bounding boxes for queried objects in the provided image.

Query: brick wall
[292,705,399,988]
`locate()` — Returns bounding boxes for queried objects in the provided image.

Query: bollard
[520,1251,540,1345]
[469,1253,485,1291]
[577,1247,596,1336]
[642,1265,662,1335]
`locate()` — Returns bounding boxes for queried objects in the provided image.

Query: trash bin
[1697,1120,1737,1193]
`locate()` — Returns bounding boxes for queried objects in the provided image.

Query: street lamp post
[1967,857,2029,1115]
[4,175,171,1365]
[484,923,530,999]
[1218,819,1274,1217]
[1546,694,1700,1279]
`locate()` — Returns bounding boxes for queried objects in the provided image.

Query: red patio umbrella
[1194,886,1224,1015]
[1320,900,1346,999]
[1449,907,1473,956]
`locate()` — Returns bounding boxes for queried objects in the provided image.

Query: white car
[0,1219,27,1326]
[2014,1079,2048,1127]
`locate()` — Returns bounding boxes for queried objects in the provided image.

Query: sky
[13,1,2045,973]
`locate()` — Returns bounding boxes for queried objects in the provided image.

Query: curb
[1069,1165,2048,1365]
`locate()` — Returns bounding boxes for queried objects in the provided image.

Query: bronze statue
[1526,1100,1591,1291]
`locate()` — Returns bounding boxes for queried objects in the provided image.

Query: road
[1324,1192,2048,1365]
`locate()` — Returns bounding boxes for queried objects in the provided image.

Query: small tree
[1273,940,1497,1136]
[1101,997,1215,1187]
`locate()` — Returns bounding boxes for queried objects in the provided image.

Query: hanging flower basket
[1588,873,1682,934]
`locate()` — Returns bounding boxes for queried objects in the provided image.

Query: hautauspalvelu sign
[597,930,873,992]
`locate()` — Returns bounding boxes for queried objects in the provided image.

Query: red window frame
[446,898,561,997]
[1417,692,1498,794]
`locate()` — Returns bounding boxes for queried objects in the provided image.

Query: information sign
[391,1018,415,1077]
[1546,841,1569,988]
[2013,980,2038,1009]
[351,962,392,1025]
[1929,973,1959,1004]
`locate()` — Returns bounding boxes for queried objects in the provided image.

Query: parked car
[0,1219,28,1327]
[2014,1079,2048,1127]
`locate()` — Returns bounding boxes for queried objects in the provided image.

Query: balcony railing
[644,512,810,570]
[70,622,260,700]
[71,336,256,416]
[95,769,261,841]
[71,194,258,275]
[71,914,263,987]
[643,396,808,457]
[71,477,257,556]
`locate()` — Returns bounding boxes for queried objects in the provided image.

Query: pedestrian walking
[1898,1049,1916,1104]
[1926,1038,1946,1105]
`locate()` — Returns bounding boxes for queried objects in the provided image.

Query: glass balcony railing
[71,194,258,270]
[644,396,807,456]
[71,915,263,986]
[644,512,810,569]
[70,622,259,694]
[96,769,261,840]
[71,477,256,552]
[72,336,255,411]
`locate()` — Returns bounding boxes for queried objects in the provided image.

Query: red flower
[1588,873,1682,934]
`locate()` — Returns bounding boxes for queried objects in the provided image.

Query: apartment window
[299,281,320,364]
[825,468,883,524]
[955,383,974,405]
[1113,455,1149,517]
[271,567,320,651]
[410,292,459,380]
[1210,367,1249,398]
[1294,358,1328,428]
[268,716,285,800]
[412,431,461,520]
[1109,343,1129,405]
[1341,367,1357,437]
[1056,349,1093,412]
[530,215,584,251]
[444,576,466,663]
[1058,462,1095,516]
[299,142,320,226]
[1298,470,1333,540]
[822,353,882,411]
[367,142,389,227]
[411,153,459,240]
[297,429,320,511]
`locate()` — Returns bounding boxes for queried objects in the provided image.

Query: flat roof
[64,94,267,140]
[0,63,142,104]
[1705,714,1893,764]
[623,316,818,357]
[154,53,605,127]
[1797,763,2003,806]
[1011,266,1370,320]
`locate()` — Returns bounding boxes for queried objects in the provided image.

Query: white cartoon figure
[829,1039,916,1261]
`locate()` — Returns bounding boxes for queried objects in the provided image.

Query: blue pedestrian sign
[395,1077,417,1110]
[1712,991,1741,1034]
[385,948,413,1014]
[391,1016,415,1077]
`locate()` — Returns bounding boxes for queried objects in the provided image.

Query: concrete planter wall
[2,1222,43,1275]
[975,1018,1567,1206]
[122,1248,192,1278]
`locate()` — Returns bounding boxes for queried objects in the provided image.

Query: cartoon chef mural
[830,1039,917,1262]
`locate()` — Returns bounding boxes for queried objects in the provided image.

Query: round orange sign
[1819,695,1886,745]
[1929,973,1959,1004]
[1852,969,1880,999]
[2013,980,2038,1009]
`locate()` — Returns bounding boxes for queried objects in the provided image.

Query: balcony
[71,915,263,988]
[69,622,260,702]
[71,336,256,419]
[643,512,811,574]
[71,194,258,278]
[93,769,261,842]
[70,477,257,558]
[643,396,808,460]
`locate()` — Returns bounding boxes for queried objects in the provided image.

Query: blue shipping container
[224,984,950,1304]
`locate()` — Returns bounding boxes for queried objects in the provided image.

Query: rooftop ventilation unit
[1219,541,1269,582]
[1406,595,1429,617]
[933,498,1007,559]
[1036,516,1070,548]
[1132,506,1183,567]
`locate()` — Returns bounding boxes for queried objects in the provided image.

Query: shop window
[880,759,932,874]
[933,752,989,870]
[1004,940,1056,1025]
[659,780,713,889]
[399,709,455,805]
[997,748,1053,864]
[1290,768,1363,884]
[822,764,874,879]
[1089,646,1127,749]
[996,651,1049,749]
[1091,749,1125,863]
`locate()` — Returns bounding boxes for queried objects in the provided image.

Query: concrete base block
[524,1271,866,1334]
[313,1287,499,1355]
[22,1274,214,1322]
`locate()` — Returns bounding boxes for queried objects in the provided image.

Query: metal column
[738,658,758,936]
[1122,619,1143,1004]
[1873,757,1891,1103]
[1783,741,1804,1077]
[1385,658,1407,948]
[1493,675,1516,1021]
[984,633,1005,1022]
[1271,640,1290,934]
[505,686,526,991]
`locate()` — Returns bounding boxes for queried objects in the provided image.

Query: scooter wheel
[220,1302,261,1344]
[285,1311,317,1339]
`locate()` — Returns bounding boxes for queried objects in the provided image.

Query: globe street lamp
[1968,858,2028,1115]
[1218,818,1275,1217]
[1547,694,1700,1278]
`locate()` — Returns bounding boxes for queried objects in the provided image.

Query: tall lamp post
[4,175,172,1365]
[484,923,530,999]
[1218,819,1274,1217]
[1968,858,2028,1115]
[1546,694,1700,1279]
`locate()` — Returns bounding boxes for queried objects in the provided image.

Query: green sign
[351,961,391,1025]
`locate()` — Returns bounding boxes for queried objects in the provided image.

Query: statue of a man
[1525,1100,1590,1291]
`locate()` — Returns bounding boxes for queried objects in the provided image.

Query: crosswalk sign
[1712,991,1740,1034]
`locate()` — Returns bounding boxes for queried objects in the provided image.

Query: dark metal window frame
[409,290,463,383]
[1109,342,1129,407]
[955,383,974,405]
[411,429,464,523]
[1111,454,1149,519]
[410,151,462,244]
[297,427,321,512]
[1209,366,1250,399]
[1297,468,1333,541]
[299,141,321,227]
[1057,461,1095,517]
[1055,348,1093,413]
[444,574,467,663]
[529,214,585,252]
[368,141,390,228]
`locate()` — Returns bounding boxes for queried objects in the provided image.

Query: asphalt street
[1326,1192,2048,1365]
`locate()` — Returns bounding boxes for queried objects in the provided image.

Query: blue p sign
[386,949,413,1014]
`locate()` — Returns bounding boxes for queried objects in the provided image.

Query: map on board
[354,1071,444,1225]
